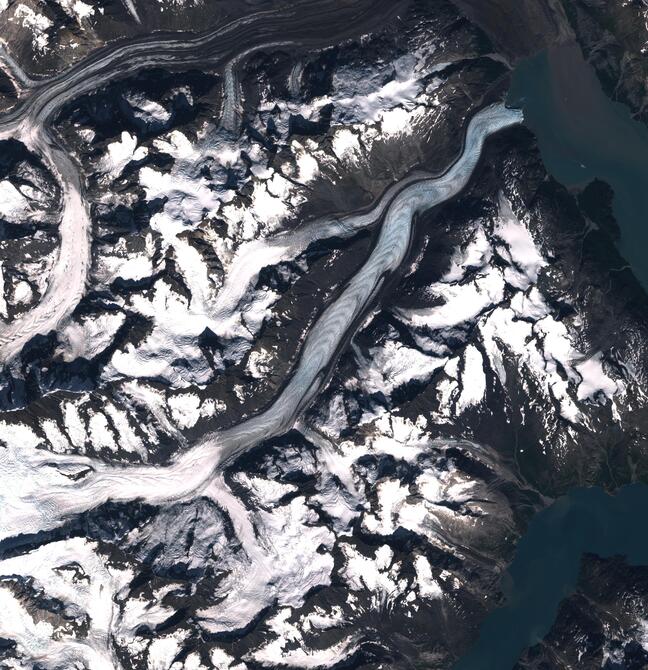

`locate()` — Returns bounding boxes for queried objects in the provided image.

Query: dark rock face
[448,0,574,57]
[560,0,648,123]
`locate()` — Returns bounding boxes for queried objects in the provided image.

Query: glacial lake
[454,43,648,669]
[454,484,648,670]
[507,43,648,289]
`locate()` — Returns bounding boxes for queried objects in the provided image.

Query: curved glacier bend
[0,0,403,364]
[0,102,523,543]
[0,127,91,365]
[211,170,433,330]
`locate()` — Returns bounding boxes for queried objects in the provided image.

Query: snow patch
[13,5,52,53]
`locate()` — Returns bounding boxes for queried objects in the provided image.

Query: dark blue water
[507,43,648,289]
[454,484,648,670]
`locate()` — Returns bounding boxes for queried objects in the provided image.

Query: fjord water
[453,46,648,668]
[507,43,648,289]
[454,485,648,670]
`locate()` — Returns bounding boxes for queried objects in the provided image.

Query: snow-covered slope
[0,0,648,668]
